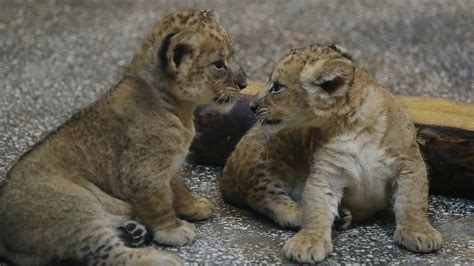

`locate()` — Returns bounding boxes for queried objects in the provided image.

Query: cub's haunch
[221,44,441,263]
[0,10,246,265]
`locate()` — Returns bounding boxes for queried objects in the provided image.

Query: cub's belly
[341,176,395,221]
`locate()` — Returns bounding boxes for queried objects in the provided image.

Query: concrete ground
[0,0,473,264]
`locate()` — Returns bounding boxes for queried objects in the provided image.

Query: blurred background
[0,0,473,264]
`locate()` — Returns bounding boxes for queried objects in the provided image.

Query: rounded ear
[300,58,354,95]
[159,31,203,73]
[200,9,218,22]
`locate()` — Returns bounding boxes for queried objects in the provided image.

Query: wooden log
[416,125,474,198]
[190,82,474,199]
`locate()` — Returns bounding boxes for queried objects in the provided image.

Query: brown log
[416,125,474,198]
[191,85,474,199]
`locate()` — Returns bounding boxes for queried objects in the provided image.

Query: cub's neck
[318,74,387,143]
[107,76,196,133]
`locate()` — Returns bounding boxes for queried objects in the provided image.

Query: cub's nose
[236,79,247,90]
[234,69,248,90]
[249,100,259,113]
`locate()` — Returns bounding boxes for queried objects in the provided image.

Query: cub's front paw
[394,225,442,252]
[154,219,196,246]
[282,230,333,263]
[178,195,215,221]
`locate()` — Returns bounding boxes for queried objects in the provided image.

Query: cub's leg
[246,174,302,229]
[72,226,181,266]
[221,159,303,229]
[282,171,343,263]
[129,179,196,247]
[221,163,350,231]
[393,157,442,252]
[0,176,181,266]
[171,174,215,221]
[82,180,133,217]
[81,180,153,247]
[121,136,197,247]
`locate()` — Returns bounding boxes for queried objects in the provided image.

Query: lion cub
[221,45,441,263]
[0,10,247,265]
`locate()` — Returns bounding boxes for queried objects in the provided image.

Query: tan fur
[0,10,247,265]
[221,45,441,263]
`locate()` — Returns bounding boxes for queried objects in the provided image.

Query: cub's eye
[213,60,227,70]
[270,82,285,94]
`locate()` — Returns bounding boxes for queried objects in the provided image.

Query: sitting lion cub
[221,44,442,263]
[0,10,247,265]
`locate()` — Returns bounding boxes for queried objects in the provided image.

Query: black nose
[235,69,248,90]
[249,102,258,113]
[236,79,247,90]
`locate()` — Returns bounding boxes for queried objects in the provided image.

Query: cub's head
[129,10,247,112]
[250,44,355,133]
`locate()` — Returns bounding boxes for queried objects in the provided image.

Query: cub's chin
[260,118,284,135]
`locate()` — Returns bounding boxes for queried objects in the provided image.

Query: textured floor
[0,0,473,264]
[171,165,473,264]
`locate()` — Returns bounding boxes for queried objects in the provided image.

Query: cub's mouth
[213,86,239,105]
[211,87,240,113]
[261,118,282,125]
[213,95,235,104]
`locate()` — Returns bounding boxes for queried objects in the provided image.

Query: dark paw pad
[117,220,153,247]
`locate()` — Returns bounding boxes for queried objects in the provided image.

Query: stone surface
[0,0,473,264]
[169,165,474,264]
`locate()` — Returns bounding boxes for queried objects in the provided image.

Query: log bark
[416,125,474,198]
[191,94,474,199]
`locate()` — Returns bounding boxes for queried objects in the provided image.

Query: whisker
[256,107,271,125]
[217,93,226,102]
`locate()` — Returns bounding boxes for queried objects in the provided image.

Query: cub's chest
[323,134,396,181]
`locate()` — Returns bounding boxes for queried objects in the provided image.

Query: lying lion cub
[0,10,247,265]
[221,44,442,263]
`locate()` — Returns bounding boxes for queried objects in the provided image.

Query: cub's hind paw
[274,203,302,229]
[117,220,153,247]
[333,207,352,230]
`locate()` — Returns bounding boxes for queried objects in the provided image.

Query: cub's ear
[159,31,203,73]
[300,58,354,95]
[200,9,218,22]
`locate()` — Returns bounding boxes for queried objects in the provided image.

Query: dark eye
[270,82,284,93]
[213,60,227,70]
